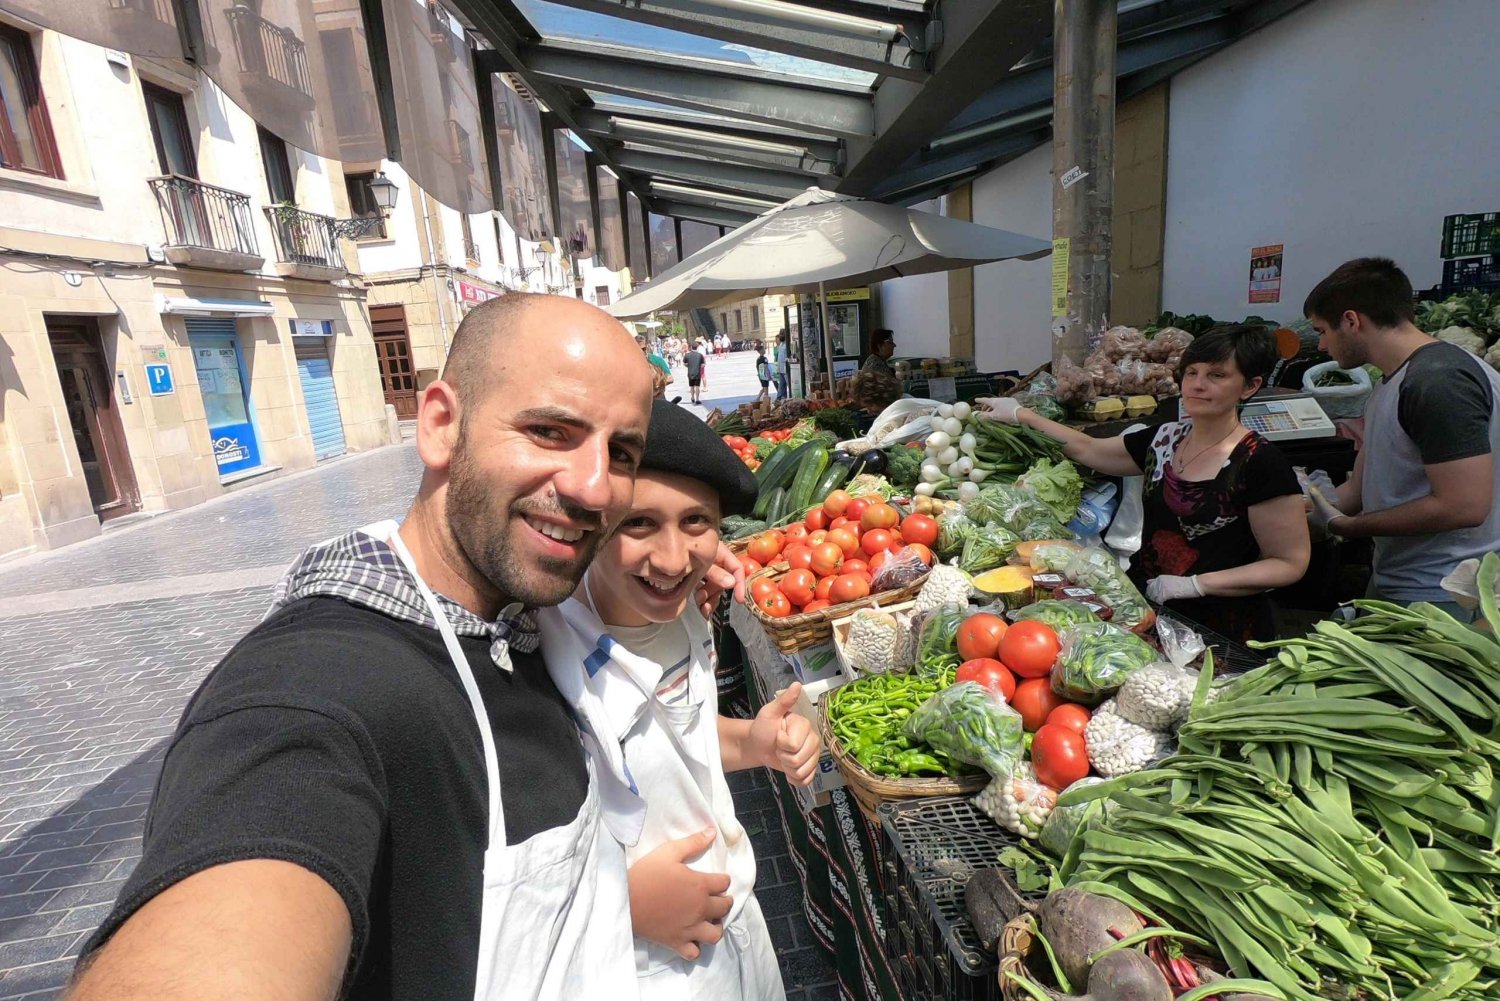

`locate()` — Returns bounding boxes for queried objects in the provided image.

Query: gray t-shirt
[684,350,705,379]
[1362,340,1500,601]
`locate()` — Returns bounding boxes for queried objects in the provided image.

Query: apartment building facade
[0,18,390,559]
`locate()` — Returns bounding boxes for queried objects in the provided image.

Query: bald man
[68,295,742,1001]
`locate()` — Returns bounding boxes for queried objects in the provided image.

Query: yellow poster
[1050,238,1071,316]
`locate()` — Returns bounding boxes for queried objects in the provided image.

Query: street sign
[146,363,174,396]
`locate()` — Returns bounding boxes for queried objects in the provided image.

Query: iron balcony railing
[149,175,259,257]
[226,2,313,99]
[463,237,481,263]
[264,205,344,270]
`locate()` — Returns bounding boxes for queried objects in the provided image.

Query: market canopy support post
[1052,0,1117,368]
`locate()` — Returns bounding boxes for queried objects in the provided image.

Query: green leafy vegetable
[1018,459,1084,525]
[809,406,860,441]
[882,444,923,490]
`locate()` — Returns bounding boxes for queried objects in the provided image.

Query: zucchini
[760,441,822,498]
[764,486,788,526]
[809,459,853,508]
[720,515,768,540]
[787,445,830,514]
[754,444,796,488]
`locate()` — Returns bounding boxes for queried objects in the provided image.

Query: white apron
[539,594,785,1001]
[332,521,638,1001]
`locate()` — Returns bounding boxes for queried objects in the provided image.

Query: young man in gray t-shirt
[1304,257,1500,616]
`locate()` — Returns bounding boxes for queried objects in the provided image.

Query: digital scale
[1238,389,1338,441]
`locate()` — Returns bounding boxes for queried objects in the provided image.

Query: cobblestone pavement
[0,442,836,999]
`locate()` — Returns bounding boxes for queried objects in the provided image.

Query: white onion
[947,461,964,478]
[921,463,945,483]
[937,403,955,418]
[956,456,974,475]
[941,417,964,437]
[952,401,972,421]
[970,468,991,483]
[914,482,936,496]
[937,446,959,466]
[927,431,952,450]
[958,433,977,455]
[958,481,981,502]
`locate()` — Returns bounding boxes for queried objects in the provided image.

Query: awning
[158,295,276,318]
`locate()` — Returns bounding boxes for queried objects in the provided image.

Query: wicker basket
[746,563,930,654]
[820,707,987,823]
[997,914,1038,1001]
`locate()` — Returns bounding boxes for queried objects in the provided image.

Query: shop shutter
[294,339,347,459]
[184,316,238,340]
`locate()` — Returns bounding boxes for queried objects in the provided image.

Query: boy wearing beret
[539,401,819,1000]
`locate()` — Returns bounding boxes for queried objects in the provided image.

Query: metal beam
[652,199,755,229]
[838,0,1052,193]
[538,0,927,81]
[611,149,819,200]
[601,136,835,179]
[522,41,874,139]
[869,127,1050,202]
[573,107,844,166]
[585,99,844,144]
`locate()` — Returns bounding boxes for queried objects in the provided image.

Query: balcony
[150,175,264,272]
[264,205,346,280]
[226,2,314,109]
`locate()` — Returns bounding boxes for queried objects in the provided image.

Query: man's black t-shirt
[82,597,590,999]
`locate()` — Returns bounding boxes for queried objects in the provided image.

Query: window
[258,126,295,204]
[751,309,760,331]
[142,81,196,178]
[719,313,727,333]
[0,24,62,177]
[344,170,387,239]
[594,285,611,306]
[734,311,743,333]
[460,213,478,262]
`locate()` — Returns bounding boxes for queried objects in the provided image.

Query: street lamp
[332,171,401,238]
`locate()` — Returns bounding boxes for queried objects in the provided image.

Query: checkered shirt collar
[270,529,540,672]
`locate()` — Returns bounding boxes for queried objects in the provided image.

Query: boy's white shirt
[538,595,784,999]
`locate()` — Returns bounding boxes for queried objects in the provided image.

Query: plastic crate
[878,796,1037,1001]
[1441,255,1500,293]
[1442,213,1500,259]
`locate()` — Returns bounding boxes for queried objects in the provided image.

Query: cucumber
[759,441,822,501]
[808,459,853,508]
[754,444,796,488]
[764,486,788,526]
[787,445,830,515]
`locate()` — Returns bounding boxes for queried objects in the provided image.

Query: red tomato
[957,613,1009,662]
[746,531,783,565]
[740,557,763,576]
[756,590,792,618]
[783,524,809,542]
[783,544,814,571]
[723,435,748,450]
[1046,703,1092,734]
[829,573,871,604]
[999,621,1062,679]
[860,529,895,557]
[1033,724,1091,791]
[822,490,852,518]
[860,502,900,533]
[900,513,939,547]
[805,507,830,532]
[809,542,844,578]
[826,528,860,558]
[808,530,829,546]
[867,549,892,574]
[802,599,831,613]
[814,576,835,602]
[844,497,873,525]
[903,542,935,567]
[956,658,1016,701]
[828,516,850,533]
[749,578,780,604]
[841,558,870,577]
[1011,678,1066,732]
[780,569,817,607]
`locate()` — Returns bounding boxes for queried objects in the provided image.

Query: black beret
[641,400,760,517]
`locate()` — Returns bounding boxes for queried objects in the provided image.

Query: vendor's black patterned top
[1122,421,1300,641]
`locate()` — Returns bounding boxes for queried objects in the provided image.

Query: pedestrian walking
[755,345,772,402]
[774,329,791,400]
[683,341,707,405]
[67,294,745,1001]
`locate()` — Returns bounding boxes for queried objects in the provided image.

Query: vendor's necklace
[1174,422,1243,474]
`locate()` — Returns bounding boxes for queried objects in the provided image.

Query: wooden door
[370,305,418,418]
[47,319,140,521]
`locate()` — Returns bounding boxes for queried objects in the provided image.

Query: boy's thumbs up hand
[750,684,821,786]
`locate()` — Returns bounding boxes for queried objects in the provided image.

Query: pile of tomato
[720,434,760,470]
[951,612,1094,792]
[744,491,940,618]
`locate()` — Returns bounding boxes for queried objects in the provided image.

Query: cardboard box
[785,639,850,702]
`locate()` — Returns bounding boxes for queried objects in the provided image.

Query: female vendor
[981,325,1310,640]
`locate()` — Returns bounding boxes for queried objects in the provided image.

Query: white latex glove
[1306,486,1346,538]
[1440,558,1497,611]
[1146,575,1203,603]
[974,396,1023,424]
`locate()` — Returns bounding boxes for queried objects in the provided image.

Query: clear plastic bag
[959,523,1020,575]
[1038,776,1107,857]
[1016,373,1067,423]
[1116,662,1197,731]
[1100,326,1148,362]
[1144,327,1193,364]
[906,682,1026,778]
[1083,699,1176,777]
[1051,621,1158,705]
[975,761,1058,840]
[871,547,930,592]
[913,602,967,676]
[1064,547,1151,629]
[1054,355,1098,405]
[937,507,978,559]
[1011,599,1101,632]
[1156,615,1206,669]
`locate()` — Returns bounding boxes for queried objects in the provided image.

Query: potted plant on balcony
[271,200,320,264]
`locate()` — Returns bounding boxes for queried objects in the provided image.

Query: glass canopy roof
[511,0,881,88]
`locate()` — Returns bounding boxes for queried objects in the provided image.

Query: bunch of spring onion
[914,401,1065,501]
[1051,555,1500,1001]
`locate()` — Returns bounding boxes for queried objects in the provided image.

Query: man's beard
[445,427,605,608]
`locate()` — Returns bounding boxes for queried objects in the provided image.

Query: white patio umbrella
[610,187,1050,388]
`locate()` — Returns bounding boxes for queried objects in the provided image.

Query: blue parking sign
[146,363,174,396]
